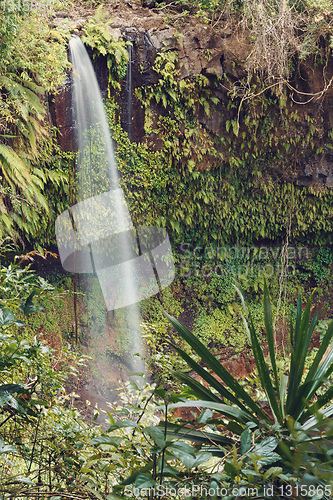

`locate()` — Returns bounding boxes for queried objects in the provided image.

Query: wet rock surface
[50,1,333,186]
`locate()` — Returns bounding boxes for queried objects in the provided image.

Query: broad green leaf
[264,466,283,480]
[0,440,16,454]
[241,429,252,454]
[197,408,213,424]
[172,449,211,469]
[107,420,139,432]
[250,442,280,467]
[143,427,166,449]
[231,119,239,136]
[227,421,244,435]
[134,473,156,489]
[0,309,15,326]
[167,441,196,462]
[90,436,123,447]
[224,460,237,477]
[254,452,281,467]
[253,437,278,455]
[0,392,18,411]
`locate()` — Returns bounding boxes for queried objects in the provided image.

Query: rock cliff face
[50,1,333,188]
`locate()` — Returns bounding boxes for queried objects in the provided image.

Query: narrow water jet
[124,43,133,141]
[68,35,144,389]
[55,36,175,403]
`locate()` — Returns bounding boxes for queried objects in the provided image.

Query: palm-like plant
[164,284,333,456]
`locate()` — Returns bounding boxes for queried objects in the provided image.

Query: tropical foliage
[82,6,129,89]
[0,7,70,245]
[1,0,333,497]
[162,284,333,495]
[107,43,333,246]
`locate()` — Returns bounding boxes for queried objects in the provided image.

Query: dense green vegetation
[1,263,333,499]
[108,29,333,246]
[1,0,333,498]
[1,1,333,247]
[0,4,71,245]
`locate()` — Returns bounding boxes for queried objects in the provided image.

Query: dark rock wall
[49,74,74,152]
[50,6,333,187]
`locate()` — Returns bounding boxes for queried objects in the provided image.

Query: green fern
[0,144,31,189]
[82,6,129,88]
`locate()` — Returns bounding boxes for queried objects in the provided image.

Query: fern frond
[28,117,48,138]
[0,145,31,189]
[25,177,49,211]
[0,75,45,120]
[21,121,37,156]
[17,77,45,96]
[0,197,7,214]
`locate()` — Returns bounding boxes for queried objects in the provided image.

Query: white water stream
[69,35,144,382]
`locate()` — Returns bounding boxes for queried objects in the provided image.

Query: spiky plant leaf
[167,401,256,425]
[164,311,269,422]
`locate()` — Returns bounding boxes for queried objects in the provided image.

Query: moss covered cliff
[2,0,333,246]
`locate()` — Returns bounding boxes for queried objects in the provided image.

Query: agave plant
[164,284,333,463]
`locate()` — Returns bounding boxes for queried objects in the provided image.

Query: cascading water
[124,43,132,141]
[61,36,143,388]
[55,36,175,404]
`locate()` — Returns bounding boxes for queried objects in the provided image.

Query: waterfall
[57,36,144,393]
[125,43,132,141]
[55,36,175,403]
